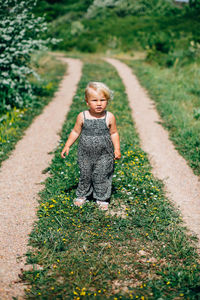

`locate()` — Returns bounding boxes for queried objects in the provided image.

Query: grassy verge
[22,58,200,299]
[123,59,200,176]
[0,52,66,166]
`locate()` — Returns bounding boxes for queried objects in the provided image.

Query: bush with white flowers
[0,0,49,112]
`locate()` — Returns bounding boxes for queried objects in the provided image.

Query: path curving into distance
[0,57,82,299]
[105,58,200,245]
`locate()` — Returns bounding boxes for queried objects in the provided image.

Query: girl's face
[86,88,108,115]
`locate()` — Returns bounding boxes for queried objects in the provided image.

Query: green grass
[0,52,66,166]
[124,59,200,176]
[22,57,200,299]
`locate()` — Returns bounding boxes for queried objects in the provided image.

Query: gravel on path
[0,57,82,299]
[105,58,200,245]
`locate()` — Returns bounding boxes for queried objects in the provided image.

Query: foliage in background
[0,0,58,114]
[144,37,200,67]
[143,19,200,67]
[188,0,200,12]
[33,0,93,22]
[34,0,200,65]
[85,0,179,19]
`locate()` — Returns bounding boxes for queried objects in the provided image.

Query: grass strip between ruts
[23,58,200,299]
[123,59,200,176]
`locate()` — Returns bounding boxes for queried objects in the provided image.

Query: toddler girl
[61,81,121,210]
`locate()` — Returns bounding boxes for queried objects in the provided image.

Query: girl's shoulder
[106,111,114,116]
[106,111,115,127]
[76,112,85,125]
[78,111,85,117]
[106,111,115,120]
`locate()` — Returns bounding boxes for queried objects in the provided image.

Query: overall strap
[83,111,86,120]
[104,110,109,129]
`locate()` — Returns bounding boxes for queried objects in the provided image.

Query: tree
[189,0,200,8]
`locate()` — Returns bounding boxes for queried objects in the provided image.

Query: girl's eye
[90,99,106,102]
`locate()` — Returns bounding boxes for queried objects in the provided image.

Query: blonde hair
[85,81,113,101]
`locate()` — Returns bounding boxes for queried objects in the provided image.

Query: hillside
[34,0,200,56]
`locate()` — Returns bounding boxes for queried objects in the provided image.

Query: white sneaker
[96,200,109,211]
[73,197,86,207]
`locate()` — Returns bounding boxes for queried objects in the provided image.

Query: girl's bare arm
[61,113,83,158]
[109,113,121,160]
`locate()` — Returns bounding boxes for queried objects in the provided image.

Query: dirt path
[105,58,200,245]
[0,57,82,299]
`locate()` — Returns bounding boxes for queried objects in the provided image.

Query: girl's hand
[114,149,121,160]
[61,146,70,158]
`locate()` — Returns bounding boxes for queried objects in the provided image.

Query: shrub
[0,0,52,113]
[146,37,200,67]
[85,0,180,19]
[77,39,98,53]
